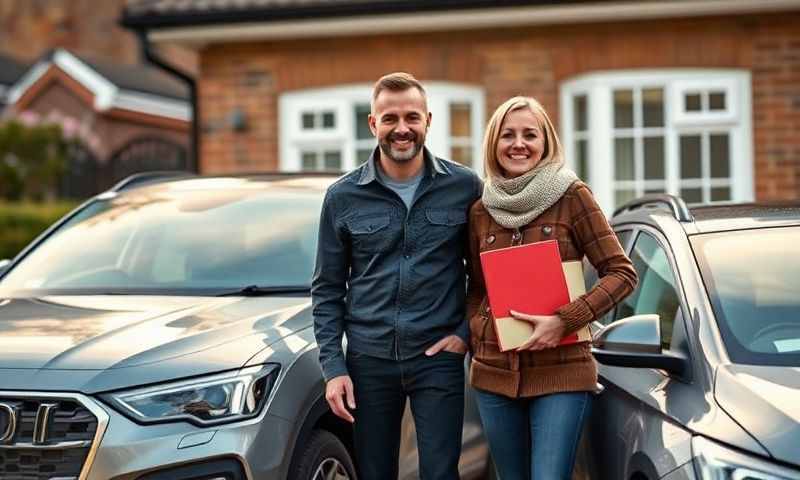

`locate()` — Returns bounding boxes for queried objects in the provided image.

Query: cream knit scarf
[483,162,579,229]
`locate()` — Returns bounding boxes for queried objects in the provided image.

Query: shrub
[0,118,70,201]
[0,201,78,260]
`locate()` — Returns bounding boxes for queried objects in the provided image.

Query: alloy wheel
[312,457,351,480]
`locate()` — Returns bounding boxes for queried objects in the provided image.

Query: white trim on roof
[7,60,50,105]
[53,49,119,110]
[114,90,190,121]
[6,48,189,121]
[148,0,800,46]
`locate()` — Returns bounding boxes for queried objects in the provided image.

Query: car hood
[715,364,800,467]
[0,295,312,371]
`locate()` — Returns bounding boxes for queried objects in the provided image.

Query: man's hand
[325,375,356,423]
[425,334,468,356]
[511,310,566,351]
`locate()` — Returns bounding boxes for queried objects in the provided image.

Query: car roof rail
[109,171,196,192]
[613,194,693,222]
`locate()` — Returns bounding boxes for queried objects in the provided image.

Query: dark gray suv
[0,174,490,480]
[578,195,800,480]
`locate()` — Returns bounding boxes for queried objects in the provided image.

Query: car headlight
[692,436,800,480]
[102,364,280,426]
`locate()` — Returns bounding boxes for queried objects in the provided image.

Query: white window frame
[279,83,485,175]
[560,69,753,213]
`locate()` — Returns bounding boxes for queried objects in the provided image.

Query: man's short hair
[372,72,427,103]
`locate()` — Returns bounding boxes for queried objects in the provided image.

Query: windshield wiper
[216,285,310,297]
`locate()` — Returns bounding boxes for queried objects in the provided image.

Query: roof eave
[123,0,800,48]
[120,0,589,30]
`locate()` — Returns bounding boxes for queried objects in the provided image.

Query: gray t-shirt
[377,165,424,210]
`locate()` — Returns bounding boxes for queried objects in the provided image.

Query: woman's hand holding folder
[509,310,566,351]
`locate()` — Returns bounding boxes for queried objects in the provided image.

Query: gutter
[120,0,800,30]
[123,0,800,46]
[131,29,199,173]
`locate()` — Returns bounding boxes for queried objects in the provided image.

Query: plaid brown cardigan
[466,181,638,398]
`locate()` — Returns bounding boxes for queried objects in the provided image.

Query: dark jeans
[346,350,465,480]
[474,388,592,480]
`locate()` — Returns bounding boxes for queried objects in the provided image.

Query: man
[312,72,481,480]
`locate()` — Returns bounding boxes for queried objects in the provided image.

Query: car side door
[582,227,695,480]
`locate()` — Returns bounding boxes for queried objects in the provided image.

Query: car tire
[289,429,357,480]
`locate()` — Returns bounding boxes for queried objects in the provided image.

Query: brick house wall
[197,12,799,201]
[0,0,197,75]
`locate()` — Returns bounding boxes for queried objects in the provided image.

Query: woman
[467,96,638,479]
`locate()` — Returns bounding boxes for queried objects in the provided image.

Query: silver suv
[578,195,800,480]
[0,174,490,480]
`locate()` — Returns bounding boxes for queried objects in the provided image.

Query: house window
[354,103,373,165]
[301,110,336,130]
[449,102,473,166]
[573,94,589,181]
[280,83,484,174]
[560,70,753,213]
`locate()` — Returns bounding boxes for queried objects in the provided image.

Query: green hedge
[0,202,78,260]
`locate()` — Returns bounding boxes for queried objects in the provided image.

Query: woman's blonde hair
[482,96,564,179]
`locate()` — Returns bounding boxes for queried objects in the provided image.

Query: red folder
[479,239,591,352]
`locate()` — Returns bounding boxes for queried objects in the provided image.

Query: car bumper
[89,403,295,480]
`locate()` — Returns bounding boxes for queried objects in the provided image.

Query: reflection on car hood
[715,364,800,467]
[0,295,312,371]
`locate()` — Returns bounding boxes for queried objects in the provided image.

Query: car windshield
[0,178,325,295]
[692,225,800,366]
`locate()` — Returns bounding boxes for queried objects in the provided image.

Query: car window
[585,229,632,326]
[614,231,681,350]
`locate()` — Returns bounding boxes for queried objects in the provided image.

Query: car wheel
[289,429,357,480]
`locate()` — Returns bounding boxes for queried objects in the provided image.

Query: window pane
[450,103,471,138]
[322,111,335,129]
[575,139,589,180]
[711,187,730,201]
[681,188,702,203]
[323,151,341,170]
[710,133,730,178]
[684,93,702,112]
[614,90,634,128]
[644,136,665,180]
[574,95,588,131]
[301,151,317,170]
[680,135,702,179]
[355,104,372,140]
[615,232,681,350]
[451,146,472,166]
[302,113,315,130]
[645,187,665,195]
[615,137,635,180]
[357,148,373,165]
[642,88,664,127]
[615,188,636,207]
[709,92,726,111]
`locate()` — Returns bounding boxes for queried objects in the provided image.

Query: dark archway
[59,143,101,200]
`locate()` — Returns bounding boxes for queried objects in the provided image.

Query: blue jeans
[347,350,465,480]
[474,388,592,480]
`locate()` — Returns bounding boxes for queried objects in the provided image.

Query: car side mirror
[592,314,688,376]
[0,259,10,277]
[594,314,661,354]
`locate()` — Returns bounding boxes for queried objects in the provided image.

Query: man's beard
[378,130,425,164]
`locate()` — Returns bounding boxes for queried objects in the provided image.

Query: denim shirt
[311,148,482,380]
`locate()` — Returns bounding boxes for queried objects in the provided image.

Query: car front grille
[0,395,100,480]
